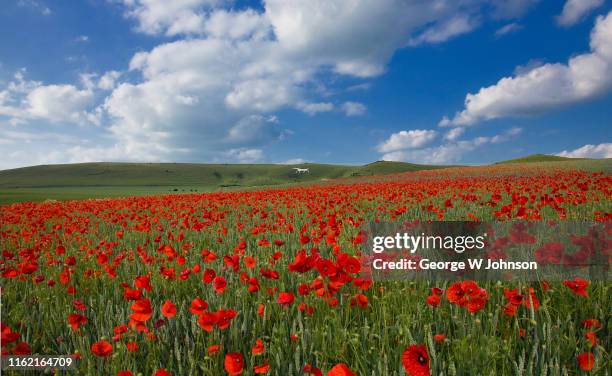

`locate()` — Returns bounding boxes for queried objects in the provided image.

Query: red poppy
[189,297,208,315]
[67,313,87,330]
[304,364,323,376]
[327,363,356,376]
[126,341,138,352]
[426,295,440,308]
[213,276,227,294]
[12,342,32,355]
[401,345,430,376]
[161,300,177,318]
[155,369,173,376]
[577,352,595,371]
[585,332,597,347]
[130,298,153,322]
[224,352,244,375]
[350,294,368,309]
[117,371,133,376]
[277,292,295,306]
[252,339,265,355]
[563,277,590,297]
[91,340,113,357]
[208,344,221,355]
[433,334,446,343]
[253,363,270,374]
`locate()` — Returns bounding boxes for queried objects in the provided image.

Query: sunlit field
[1,163,610,375]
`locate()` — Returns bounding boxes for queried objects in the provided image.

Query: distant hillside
[495,154,583,164]
[0,161,444,189]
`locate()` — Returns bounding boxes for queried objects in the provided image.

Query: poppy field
[0,163,610,375]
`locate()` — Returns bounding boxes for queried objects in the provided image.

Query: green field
[0,161,445,204]
[495,153,584,164]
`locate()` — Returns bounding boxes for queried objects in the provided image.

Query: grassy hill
[495,154,582,164]
[0,161,444,204]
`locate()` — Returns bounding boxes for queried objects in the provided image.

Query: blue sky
[0,0,611,168]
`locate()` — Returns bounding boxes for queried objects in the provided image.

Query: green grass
[495,154,585,164]
[0,161,445,204]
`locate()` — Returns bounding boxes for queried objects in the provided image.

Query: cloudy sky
[0,0,611,169]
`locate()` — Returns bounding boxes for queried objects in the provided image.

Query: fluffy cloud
[377,129,438,153]
[341,101,367,116]
[3,1,547,168]
[443,127,465,141]
[295,102,334,116]
[557,0,604,27]
[557,142,612,158]
[441,11,612,126]
[0,70,97,126]
[381,128,522,164]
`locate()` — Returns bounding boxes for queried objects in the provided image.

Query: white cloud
[557,0,604,27]
[441,11,612,126]
[74,35,89,42]
[280,158,307,165]
[0,71,97,126]
[295,101,334,116]
[409,14,478,45]
[119,0,219,36]
[495,22,523,37]
[98,71,122,90]
[443,127,465,141]
[381,128,522,164]
[341,101,367,116]
[3,0,547,168]
[204,9,271,40]
[557,142,612,158]
[224,148,264,163]
[377,129,438,153]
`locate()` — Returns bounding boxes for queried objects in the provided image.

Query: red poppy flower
[348,293,368,309]
[585,332,597,347]
[426,295,440,308]
[189,297,208,315]
[401,345,430,376]
[126,341,138,352]
[577,352,595,371]
[91,340,113,357]
[252,339,265,355]
[12,342,32,355]
[117,371,133,376]
[67,313,87,330]
[304,364,323,376]
[208,344,220,355]
[433,334,445,343]
[161,300,177,318]
[253,363,270,374]
[134,275,152,291]
[130,298,153,322]
[564,277,590,297]
[277,292,295,306]
[224,352,244,375]
[155,369,173,376]
[213,276,227,294]
[198,312,218,332]
[327,363,356,376]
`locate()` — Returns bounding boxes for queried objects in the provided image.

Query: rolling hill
[495,154,583,164]
[0,161,444,188]
[0,161,446,204]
